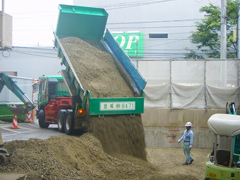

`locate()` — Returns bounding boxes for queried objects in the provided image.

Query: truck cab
[37,76,71,128]
[205,114,240,180]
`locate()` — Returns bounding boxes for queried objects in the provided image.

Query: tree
[185,0,239,59]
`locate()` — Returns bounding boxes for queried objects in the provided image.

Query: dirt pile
[0,134,198,180]
[60,37,146,160]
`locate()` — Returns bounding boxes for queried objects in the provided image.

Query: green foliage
[184,48,204,59]
[186,0,239,59]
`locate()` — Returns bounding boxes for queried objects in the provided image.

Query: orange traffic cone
[10,115,20,129]
[25,111,32,123]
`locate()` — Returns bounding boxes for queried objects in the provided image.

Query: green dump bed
[54,4,146,116]
[55,4,108,40]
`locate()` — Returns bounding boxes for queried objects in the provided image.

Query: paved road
[1,119,66,142]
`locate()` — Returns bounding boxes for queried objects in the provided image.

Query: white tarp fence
[136,59,240,109]
[2,60,239,110]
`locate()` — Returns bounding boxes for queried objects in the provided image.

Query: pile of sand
[0,134,198,180]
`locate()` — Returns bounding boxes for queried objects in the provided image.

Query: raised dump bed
[55,4,108,40]
[54,4,146,117]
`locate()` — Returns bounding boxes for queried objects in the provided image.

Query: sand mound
[0,134,198,180]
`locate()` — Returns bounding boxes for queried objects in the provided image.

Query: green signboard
[112,32,144,57]
[89,96,144,115]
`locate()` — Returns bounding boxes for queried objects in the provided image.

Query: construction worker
[178,122,194,165]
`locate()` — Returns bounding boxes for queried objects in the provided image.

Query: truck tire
[57,110,66,133]
[39,110,49,128]
[64,110,74,135]
[0,154,6,165]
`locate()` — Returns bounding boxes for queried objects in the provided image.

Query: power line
[12,48,58,58]
[108,25,195,29]
[145,39,189,48]
[13,51,57,58]
[102,0,173,7]
[8,10,56,15]
[108,18,202,25]
[103,0,179,10]
[13,46,56,50]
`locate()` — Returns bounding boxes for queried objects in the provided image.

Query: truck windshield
[57,81,70,96]
[58,81,68,91]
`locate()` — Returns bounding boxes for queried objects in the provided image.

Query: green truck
[205,114,240,180]
[37,4,146,135]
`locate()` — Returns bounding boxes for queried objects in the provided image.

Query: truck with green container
[37,4,146,135]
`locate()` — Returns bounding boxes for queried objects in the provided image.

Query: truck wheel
[57,110,66,133]
[64,110,74,135]
[39,110,49,128]
[0,154,6,165]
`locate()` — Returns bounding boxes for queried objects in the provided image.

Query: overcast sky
[1,0,73,47]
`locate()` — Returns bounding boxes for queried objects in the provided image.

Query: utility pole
[1,0,5,49]
[237,5,240,88]
[220,0,227,87]
[221,0,227,59]
[237,4,240,58]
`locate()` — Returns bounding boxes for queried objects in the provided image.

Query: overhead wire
[102,0,175,7]
[108,25,195,29]
[12,47,58,58]
[13,46,56,50]
[12,51,57,58]
[102,0,179,10]
[107,18,202,25]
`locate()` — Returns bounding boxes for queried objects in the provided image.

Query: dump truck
[204,114,240,180]
[37,4,146,135]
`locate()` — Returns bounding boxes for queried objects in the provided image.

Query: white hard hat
[185,122,192,127]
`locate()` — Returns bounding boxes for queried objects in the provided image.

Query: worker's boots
[5,152,13,158]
